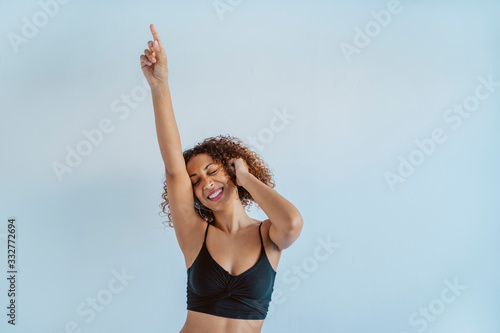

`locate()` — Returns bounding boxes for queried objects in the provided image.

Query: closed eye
[192,169,218,187]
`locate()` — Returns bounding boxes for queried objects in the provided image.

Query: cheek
[222,170,236,185]
[218,174,232,186]
[193,187,202,200]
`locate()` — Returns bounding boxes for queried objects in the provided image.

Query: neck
[212,196,252,234]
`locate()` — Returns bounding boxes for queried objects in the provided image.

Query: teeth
[208,188,222,199]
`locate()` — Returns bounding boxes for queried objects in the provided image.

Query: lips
[207,187,223,200]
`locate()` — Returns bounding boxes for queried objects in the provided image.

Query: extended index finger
[150,24,163,48]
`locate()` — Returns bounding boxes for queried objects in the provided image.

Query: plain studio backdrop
[1,0,499,332]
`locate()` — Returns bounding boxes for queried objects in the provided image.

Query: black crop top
[186,222,277,320]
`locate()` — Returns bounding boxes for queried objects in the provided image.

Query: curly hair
[159,134,275,228]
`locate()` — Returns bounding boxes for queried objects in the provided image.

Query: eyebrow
[189,163,213,178]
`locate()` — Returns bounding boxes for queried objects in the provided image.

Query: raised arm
[140,24,185,176]
[140,25,204,256]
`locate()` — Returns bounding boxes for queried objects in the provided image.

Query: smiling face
[186,153,237,211]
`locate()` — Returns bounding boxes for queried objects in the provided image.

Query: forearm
[239,173,302,230]
[151,83,185,175]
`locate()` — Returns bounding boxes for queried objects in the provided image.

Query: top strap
[203,223,210,243]
[258,222,264,247]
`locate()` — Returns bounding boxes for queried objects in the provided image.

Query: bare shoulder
[258,219,282,253]
[257,219,282,271]
[260,217,302,251]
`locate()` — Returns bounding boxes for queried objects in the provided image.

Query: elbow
[287,214,304,240]
[267,213,303,251]
[291,211,303,231]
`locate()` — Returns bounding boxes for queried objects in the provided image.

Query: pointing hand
[140,24,168,88]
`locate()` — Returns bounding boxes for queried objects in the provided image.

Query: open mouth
[207,187,223,201]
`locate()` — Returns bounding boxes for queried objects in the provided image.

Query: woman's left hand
[228,158,250,186]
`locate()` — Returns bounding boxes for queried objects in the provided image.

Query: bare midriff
[179,310,264,333]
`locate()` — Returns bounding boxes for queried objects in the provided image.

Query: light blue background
[1,0,499,332]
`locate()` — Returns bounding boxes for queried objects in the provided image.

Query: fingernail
[154,40,158,47]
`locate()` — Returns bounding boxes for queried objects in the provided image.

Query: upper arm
[267,217,303,251]
[166,169,205,252]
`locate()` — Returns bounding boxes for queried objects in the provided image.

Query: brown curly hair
[159,134,275,228]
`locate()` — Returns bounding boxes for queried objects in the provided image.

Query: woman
[140,24,303,333]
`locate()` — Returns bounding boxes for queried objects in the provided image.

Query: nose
[201,178,214,192]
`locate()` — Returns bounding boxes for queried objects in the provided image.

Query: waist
[180,310,264,333]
